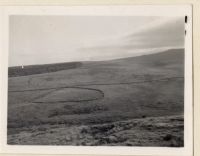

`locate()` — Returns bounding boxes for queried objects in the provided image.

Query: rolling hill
[7,49,184,146]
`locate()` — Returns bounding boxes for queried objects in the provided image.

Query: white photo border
[0,5,193,156]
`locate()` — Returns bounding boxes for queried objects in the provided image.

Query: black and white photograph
[7,14,186,147]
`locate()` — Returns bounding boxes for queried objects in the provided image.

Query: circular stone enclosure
[34,87,104,103]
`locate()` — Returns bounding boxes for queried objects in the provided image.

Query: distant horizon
[9,47,184,67]
[9,16,185,67]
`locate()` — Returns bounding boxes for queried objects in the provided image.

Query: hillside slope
[8,49,184,146]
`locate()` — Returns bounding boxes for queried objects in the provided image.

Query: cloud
[9,16,185,66]
[125,17,185,48]
[78,17,185,61]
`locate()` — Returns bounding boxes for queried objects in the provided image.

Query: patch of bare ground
[8,115,183,147]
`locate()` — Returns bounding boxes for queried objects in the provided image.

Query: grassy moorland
[8,62,82,77]
[7,49,184,146]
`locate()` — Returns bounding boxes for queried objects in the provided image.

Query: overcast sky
[9,16,185,66]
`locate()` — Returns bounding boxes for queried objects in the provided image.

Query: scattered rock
[81,127,88,134]
[163,134,173,141]
[37,127,47,131]
[125,142,133,146]
[142,115,146,118]
[107,135,118,143]
[65,136,71,141]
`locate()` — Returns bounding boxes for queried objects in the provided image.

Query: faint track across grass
[8,76,183,93]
